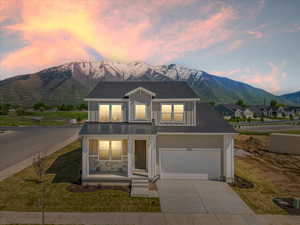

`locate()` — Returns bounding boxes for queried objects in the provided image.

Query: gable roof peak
[124,86,156,97]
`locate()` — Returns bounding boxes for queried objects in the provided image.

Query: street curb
[0,132,79,182]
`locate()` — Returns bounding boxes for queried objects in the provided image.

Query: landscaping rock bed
[231,175,254,189]
[273,198,300,215]
[67,184,130,193]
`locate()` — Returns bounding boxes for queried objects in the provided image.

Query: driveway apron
[157,179,253,215]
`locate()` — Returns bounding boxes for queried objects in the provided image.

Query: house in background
[79,81,236,187]
[215,104,254,119]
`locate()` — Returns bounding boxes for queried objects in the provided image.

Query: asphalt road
[0,126,80,171]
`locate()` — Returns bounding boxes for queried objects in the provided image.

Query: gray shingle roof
[86,81,198,99]
[79,103,236,135]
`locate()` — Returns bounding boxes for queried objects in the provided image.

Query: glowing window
[111,141,122,160]
[161,104,184,122]
[99,104,122,122]
[98,140,122,161]
[111,105,122,122]
[99,105,110,122]
[174,104,184,121]
[135,104,146,120]
[161,104,172,121]
[98,141,110,160]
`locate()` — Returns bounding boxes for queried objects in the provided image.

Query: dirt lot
[233,134,300,214]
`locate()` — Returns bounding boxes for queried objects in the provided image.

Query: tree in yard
[208,101,215,106]
[33,102,47,112]
[16,107,26,116]
[33,153,47,225]
[236,99,246,108]
[77,103,88,111]
[270,100,277,107]
[0,104,9,115]
[289,114,294,121]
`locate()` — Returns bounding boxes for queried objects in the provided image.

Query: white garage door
[160,148,221,179]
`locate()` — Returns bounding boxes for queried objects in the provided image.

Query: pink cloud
[0,0,237,76]
[246,30,264,39]
[209,62,287,93]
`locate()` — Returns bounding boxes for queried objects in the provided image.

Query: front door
[134,140,147,170]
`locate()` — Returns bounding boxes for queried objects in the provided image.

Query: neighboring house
[266,106,286,118]
[79,81,236,184]
[284,106,300,117]
[215,104,252,119]
[243,108,254,119]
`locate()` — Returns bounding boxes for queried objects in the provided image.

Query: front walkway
[0,211,300,225]
[157,179,252,214]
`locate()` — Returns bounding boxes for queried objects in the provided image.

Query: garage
[159,148,221,180]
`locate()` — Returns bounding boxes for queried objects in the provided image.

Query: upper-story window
[99,104,122,122]
[161,104,184,122]
[134,104,146,120]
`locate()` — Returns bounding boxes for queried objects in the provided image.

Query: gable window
[98,140,122,160]
[135,104,146,120]
[161,104,184,122]
[99,104,122,122]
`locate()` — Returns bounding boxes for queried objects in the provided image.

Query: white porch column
[152,135,157,177]
[223,135,235,183]
[127,137,133,177]
[82,136,89,179]
[147,136,153,178]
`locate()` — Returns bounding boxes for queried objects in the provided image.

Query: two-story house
[79,81,236,184]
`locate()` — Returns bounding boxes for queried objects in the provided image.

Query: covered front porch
[81,135,157,182]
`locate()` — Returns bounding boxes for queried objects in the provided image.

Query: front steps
[130,177,158,198]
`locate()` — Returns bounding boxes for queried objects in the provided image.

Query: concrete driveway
[157,179,252,214]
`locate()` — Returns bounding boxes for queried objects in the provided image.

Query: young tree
[33,153,47,225]
[0,104,9,115]
[236,99,245,108]
[16,107,26,116]
[33,102,47,112]
[208,101,215,106]
[270,100,277,107]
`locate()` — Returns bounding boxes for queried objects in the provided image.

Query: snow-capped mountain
[0,60,293,106]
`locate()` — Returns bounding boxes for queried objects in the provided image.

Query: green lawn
[0,140,160,212]
[0,111,87,126]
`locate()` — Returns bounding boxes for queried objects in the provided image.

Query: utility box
[293,198,300,209]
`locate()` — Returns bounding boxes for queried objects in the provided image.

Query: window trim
[160,103,185,123]
[98,103,123,122]
[134,103,147,120]
[98,140,122,161]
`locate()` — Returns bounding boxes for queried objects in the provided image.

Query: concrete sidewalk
[0,211,300,225]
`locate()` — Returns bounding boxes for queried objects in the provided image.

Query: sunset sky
[0,0,299,94]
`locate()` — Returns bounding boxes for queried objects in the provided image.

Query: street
[0,126,80,171]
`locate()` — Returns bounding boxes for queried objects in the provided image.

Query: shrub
[16,107,26,116]
[0,104,9,115]
[33,102,47,112]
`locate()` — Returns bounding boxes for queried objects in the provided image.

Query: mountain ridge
[281,91,300,104]
[0,60,294,106]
